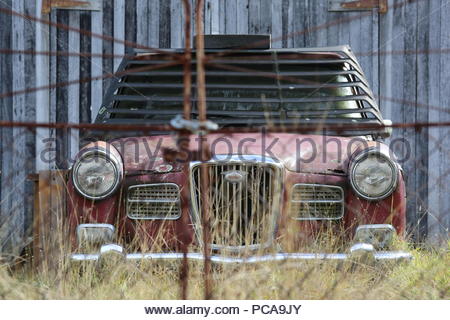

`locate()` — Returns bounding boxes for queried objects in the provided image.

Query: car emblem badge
[223,170,247,184]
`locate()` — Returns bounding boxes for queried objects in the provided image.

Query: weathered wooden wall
[0,0,449,255]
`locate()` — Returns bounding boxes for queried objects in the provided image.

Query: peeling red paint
[67,133,406,250]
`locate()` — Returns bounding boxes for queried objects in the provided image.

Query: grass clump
[0,243,448,300]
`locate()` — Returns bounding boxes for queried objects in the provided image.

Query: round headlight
[72,148,123,200]
[350,150,398,201]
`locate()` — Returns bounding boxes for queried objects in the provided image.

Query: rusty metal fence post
[195,0,213,300]
[179,0,192,301]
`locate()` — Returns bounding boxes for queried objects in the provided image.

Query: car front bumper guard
[70,243,412,264]
[71,223,412,264]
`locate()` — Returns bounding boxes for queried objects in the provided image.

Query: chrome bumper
[71,223,412,264]
[71,246,412,264]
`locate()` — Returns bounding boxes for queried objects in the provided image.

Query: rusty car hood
[110,133,371,175]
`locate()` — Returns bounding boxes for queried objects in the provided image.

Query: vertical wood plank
[23,1,37,235]
[260,0,271,35]
[402,1,422,240]
[224,0,237,34]
[380,0,420,240]
[56,10,69,169]
[415,0,431,241]
[349,9,379,99]
[236,0,249,34]
[0,0,13,258]
[114,0,125,71]
[91,8,103,121]
[303,0,327,47]
[218,0,226,33]
[0,28,2,220]
[159,0,171,48]
[271,0,283,48]
[49,10,57,168]
[437,0,450,244]
[379,3,394,121]
[281,0,293,48]
[136,0,149,47]
[190,0,195,44]
[79,11,92,125]
[428,0,450,244]
[292,0,304,47]
[426,0,441,243]
[148,0,160,48]
[68,11,80,163]
[9,0,25,256]
[125,0,137,46]
[204,0,210,34]
[325,3,340,48]
[102,0,114,96]
[248,0,260,34]
[369,11,379,99]
[35,0,51,171]
[211,0,220,34]
[171,0,183,48]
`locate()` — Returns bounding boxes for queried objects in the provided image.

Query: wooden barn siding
[0,0,14,254]
[0,0,449,253]
[0,0,37,255]
[379,0,450,242]
[425,0,450,243]
[380,1,422,238]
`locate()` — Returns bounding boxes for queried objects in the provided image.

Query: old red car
[69,39,411,264]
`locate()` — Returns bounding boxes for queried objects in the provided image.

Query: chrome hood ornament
[222,170,247,184]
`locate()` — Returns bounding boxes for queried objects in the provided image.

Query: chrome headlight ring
[72,147,123,200]
[349,149,398,201]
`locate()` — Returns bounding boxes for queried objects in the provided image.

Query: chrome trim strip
[189,155,284,251]
[290,183,345,221]
[206,154,282,164]
[71,251,412,263]
[127,199,179,203]
[294,199,343,203]
[126,183,181,220]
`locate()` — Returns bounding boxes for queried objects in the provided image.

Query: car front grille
[290,184,344,220]
[127,183,181,219]
[190,158,282,249]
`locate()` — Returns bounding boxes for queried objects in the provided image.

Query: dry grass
[0,242,448,300]
[4,162,444,299]
[2,176,448,300]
